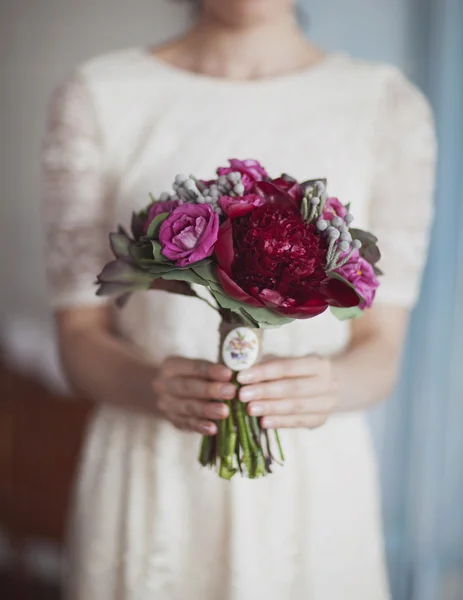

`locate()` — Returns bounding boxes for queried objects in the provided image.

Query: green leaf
[210,290,248,312]
[301,178,327,192]
[160,268,209,287]
[349,228,378,244]
[210,291,293,328]
[131,211,146,240]
[350,228,382,267]
[109,232,132,259]
[129,242,154,262]
[97,259,154,285]
[191,262,219,284]
[151,240,166,262]
[239,308,260,328]
[146,212,169,239]
[243,305,293,327]
[96,281,151,298]
[146,264,179,275]
[330,306,364,321]
[280,173,298,183]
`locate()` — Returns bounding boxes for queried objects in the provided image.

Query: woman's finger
[167,376,236,400]
[172,416,218,436]
[247,395,335,417]
[239,376,332,402]
[164,356,232,382]
[260,414,328,430]
[176,398,229,420]
[237,355,326,384]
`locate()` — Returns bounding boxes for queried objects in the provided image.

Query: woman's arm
[55,305,235,434]
[332,305,408,411]
[236,305,409,429]
[56,305,158,411]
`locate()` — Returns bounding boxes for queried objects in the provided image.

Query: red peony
[215,205,360,318]
[218,194,265,218]
[268,177,304,205]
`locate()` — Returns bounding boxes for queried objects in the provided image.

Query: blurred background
[0,0,461,599]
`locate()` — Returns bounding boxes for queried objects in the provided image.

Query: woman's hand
[152,357,235,436]
[236,356,338,430]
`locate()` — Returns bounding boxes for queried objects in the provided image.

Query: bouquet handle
[198,311,284,479]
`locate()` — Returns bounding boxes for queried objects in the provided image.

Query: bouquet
[96,159,381,479]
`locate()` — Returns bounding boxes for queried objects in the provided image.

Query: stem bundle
[198,312,285,480]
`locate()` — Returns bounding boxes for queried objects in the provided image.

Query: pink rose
[323,197,347,220]
[144,200,180,234]
[335,250,379,308]
[159,204,219,267]
[219,194,265,218]
[217,159,268,193]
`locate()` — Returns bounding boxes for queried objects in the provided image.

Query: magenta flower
[159,204,219,267]
[218,159,268,192]
[323,197,347,220]
[335,250,380,308]
[219,194,265,218]
[144,200,180,234]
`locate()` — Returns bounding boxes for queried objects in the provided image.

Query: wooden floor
[0,359,91,600]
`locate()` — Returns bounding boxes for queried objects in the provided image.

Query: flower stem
[218,411,237,480]
[198,435,213,467]
[236,401,253,475]
[193,292,220,314]
[274,430,285,463]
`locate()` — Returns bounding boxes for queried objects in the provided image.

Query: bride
[43,0,436,598]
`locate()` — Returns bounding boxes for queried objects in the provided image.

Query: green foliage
[330,306,364,321]
[129,242,154,262]
[242,305,293,327]
[161,268,208,287]
[96,281,151,298]
[145,212,169,239]
[109,232,131,258]
[210,290,293,328]
[146,264,179,276]
[97,259,154,284]
[350,228,382,269]
[151,240,166,262]
[191,262,218,283]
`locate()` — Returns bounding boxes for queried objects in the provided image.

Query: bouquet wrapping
[96,159,381,479]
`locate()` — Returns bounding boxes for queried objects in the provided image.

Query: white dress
[43,48,436,600]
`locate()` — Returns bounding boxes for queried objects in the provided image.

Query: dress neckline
[137,47,345,88]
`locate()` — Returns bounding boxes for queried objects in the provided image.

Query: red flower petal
[324,278,360,308]
[215,220,235,274]
[217,268,264,307]
[259,288,328,319]
[254,181,300,210]
[227,203,258,219]
[273,302,329,319]
[270,178,304,205]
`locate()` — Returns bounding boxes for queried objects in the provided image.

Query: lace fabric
[43,73,112,308]
[370,69,437,305]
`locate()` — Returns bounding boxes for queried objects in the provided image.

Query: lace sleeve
[43,72,113,309]
[369,69,437,308]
